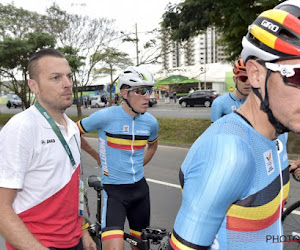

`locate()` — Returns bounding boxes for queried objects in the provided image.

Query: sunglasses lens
[133,87,152,96]
[286,68,300,86]
[238,76,248,82]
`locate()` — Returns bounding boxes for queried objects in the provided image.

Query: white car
[90,95,106,108]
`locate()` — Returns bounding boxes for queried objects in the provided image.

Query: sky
[2,0,182,61]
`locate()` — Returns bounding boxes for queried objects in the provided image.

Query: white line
[146,178,181,189]
[291,209,300,216]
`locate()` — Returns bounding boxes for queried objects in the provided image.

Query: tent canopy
[155,75,199,86]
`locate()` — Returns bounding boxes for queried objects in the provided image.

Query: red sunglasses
[265,62,300,88]
[236,75,248,83]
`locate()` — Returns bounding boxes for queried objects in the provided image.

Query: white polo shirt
[0,105,82,248]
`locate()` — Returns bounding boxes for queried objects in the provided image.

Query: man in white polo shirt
[0,48,96,250]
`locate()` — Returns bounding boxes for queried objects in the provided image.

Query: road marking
[146,178,181,189]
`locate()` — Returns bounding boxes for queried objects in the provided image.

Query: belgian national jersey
[171,112,289,250]
[77,106,158,185]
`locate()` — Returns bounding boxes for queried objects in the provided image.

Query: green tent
[155,75,199,86]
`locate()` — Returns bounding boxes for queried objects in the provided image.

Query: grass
[1,112,300,155]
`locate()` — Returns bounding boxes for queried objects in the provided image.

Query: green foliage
[157,117,211,144]
[58,46,85,73]
[0,32,56,108]
[161,0,282,61]
[0,3,47,39]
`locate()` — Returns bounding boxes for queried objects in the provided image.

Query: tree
[58,46,86,113]
[122,25,168,66]
[45,4,119,116]
[161,0,282,61]
[0,3,47,39]
[92,47,133,105]
[0,33,56,108]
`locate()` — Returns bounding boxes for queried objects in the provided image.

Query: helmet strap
[252,69,289,134]
[123,97,144,115]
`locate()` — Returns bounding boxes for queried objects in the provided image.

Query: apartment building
[161,27,226,69]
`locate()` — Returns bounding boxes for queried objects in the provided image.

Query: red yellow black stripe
[102,230,124,241]
[251,9,300,56]
[170,230,208,250]
[77,120,87,135]
[106,132,149,150]
[130,229,141,239]
[226,180,290,231]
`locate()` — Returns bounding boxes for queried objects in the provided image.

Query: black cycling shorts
[102,177,150,239]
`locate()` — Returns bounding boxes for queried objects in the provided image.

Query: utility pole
[135,23,139,66]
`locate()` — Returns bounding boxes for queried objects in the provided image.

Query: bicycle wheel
[282,200,300,250]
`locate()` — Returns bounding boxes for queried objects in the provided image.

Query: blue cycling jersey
[77,106,158,184]
[211,93,246,122]
[171,112,289,250]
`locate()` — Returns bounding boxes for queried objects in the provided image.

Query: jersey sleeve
[210,97,223,123]
[77,109,108,134]
[148,116,159,143]
[0,115,34,189]
[170,134,255,249]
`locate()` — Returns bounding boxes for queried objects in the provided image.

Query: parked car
[6,96,22,108]
[149,97,157,107]
[90,95,106,108]
[178,90,219,108]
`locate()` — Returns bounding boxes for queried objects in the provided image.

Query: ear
[246,60,266,89]
[120,88,128,99]
[28,79,39,94]
[233,75,237,84]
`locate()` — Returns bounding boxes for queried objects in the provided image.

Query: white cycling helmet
[118,66,155,89]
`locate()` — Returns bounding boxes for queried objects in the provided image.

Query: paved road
[1,137,300,249]
[0,100,212,119]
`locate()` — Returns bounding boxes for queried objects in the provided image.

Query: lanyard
[34,101,76,167]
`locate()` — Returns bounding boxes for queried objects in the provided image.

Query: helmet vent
[279,29,296,39]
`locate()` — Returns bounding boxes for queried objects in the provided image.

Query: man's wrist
[81,222,89,230]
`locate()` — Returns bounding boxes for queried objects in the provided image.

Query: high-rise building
[161,27,226,69]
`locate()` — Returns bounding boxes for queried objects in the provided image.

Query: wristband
[81,222,89,230]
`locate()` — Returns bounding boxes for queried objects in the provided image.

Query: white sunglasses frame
[126,87,153,96]
[265,62,300,78]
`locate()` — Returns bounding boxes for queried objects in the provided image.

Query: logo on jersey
[231,106,237,112]
[123,125,129,133]
[264,150,274,175]
[41,139,56,145]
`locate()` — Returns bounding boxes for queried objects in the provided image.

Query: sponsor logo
[41,139,56,145]
[261,20,279,32]
[264,150,274,175]
[136,130,149,134]
[123,125,129,133]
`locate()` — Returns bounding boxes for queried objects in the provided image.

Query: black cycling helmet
[241,0,300,134]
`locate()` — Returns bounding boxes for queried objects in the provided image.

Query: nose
[63,75,73,88]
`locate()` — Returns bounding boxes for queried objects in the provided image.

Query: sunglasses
[236,75,248,83]
[126,87,153,96]
[265,62,300,88]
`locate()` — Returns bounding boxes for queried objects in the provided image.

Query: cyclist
[0,48,96,249]
[77,66,159,250]
[211,58,251,122]
[169,1,300,249]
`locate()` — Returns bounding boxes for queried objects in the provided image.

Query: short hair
[27,48,65,80]
[121,84,130,90]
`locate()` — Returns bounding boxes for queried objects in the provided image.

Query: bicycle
[86,175,170,250]
[281,168,300,249]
